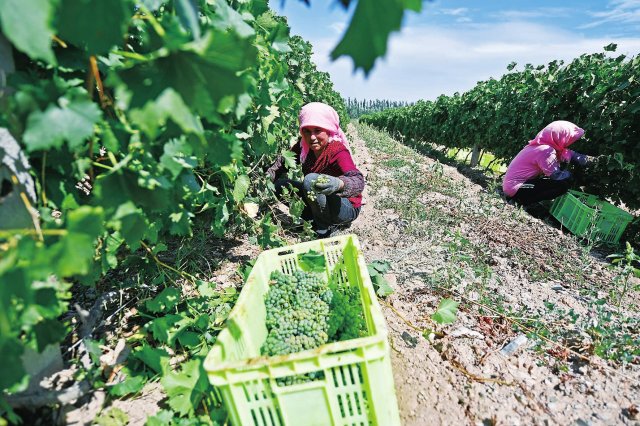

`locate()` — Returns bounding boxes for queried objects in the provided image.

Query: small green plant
[431,298,459,324]
[367,260,394,297]
[607,242,640,308]
[94,407,129,426]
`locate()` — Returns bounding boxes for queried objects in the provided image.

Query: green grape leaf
[110,202,147,250]
[260,105,280,130]
[196,280,217,298]
[207,133,244,167]
[177,331,200,349]
[0,338,26,390]
[148,314,191,346]
[175,0,201,40]
[367,260,394,296]
[256,212,282,248]
[68,205,104,237]
[160,359,210,417]
[431,298,459,325]
[232,175,250,202]
[133,345,170,375]
[98,121,121,152]
[298,249,326,273]
[240,259,256,281]
[101,232,123,272]
[22,98,102,151]
[57,0,133,55]
[249,0,269,16]
[160,138,198,179]
[288,196,305,219]
[33,319,68,352]
[130,89,204,139]
[29,279,69,321]
[264,15,291,53]
[0,0,56,64]
[211,201,230,237]
[61,193,80,210]
[282,150,298,169]
[43,206,104,277]
[169,210,193,236]
[94,407,129,426]
[256,13,291,53]
[145,410,174,426]
[95,169,170,212]
[330,0,421,76]
[367,259,391,274]
[209,0,255,38]
[118,29,257,118]
[146,287,181,314]
[83,339,103,365]
[372,275,394,297]
[108,375,145,397]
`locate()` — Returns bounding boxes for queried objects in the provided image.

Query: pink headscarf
[528,120,585,162]
[298,102,350,162]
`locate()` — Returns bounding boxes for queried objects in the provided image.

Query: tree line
[345,97,413,118]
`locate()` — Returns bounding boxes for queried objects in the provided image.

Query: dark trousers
[511,177,571,206]
[275,173,360,237]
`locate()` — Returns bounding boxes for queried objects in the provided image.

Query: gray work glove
[313,174,342,195]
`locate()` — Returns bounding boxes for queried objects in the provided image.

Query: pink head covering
[298,102,350,162]
[528,120,585,162]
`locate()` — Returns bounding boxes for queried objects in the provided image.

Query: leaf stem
[135,5,166,38]
[380,299,440,335]
[449,359,513,386]
[140,241,198,284]
[92,161,113,170]
[111,50,153,62]
[52,35,67,48]
[41,152,48,206]
[11,174,43,241]
[89,56,109,108]
[0,228,67,239]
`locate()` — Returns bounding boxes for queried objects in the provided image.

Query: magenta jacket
[268,140,365,208]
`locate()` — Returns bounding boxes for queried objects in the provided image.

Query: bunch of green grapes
[261,270,333,356]
[314,175,330,188]
[327,283,367,341]
[307,175,331,202]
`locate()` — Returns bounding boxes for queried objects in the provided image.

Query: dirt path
[344,122,640,426]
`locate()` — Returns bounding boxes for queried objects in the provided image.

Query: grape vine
[361,45,640,211]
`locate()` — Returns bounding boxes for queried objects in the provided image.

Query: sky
[272,0,640,102]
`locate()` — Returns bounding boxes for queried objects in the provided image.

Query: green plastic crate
[550,190,634,244]
[203,235,400,426]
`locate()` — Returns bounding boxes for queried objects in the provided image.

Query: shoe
[315,223,341,239]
